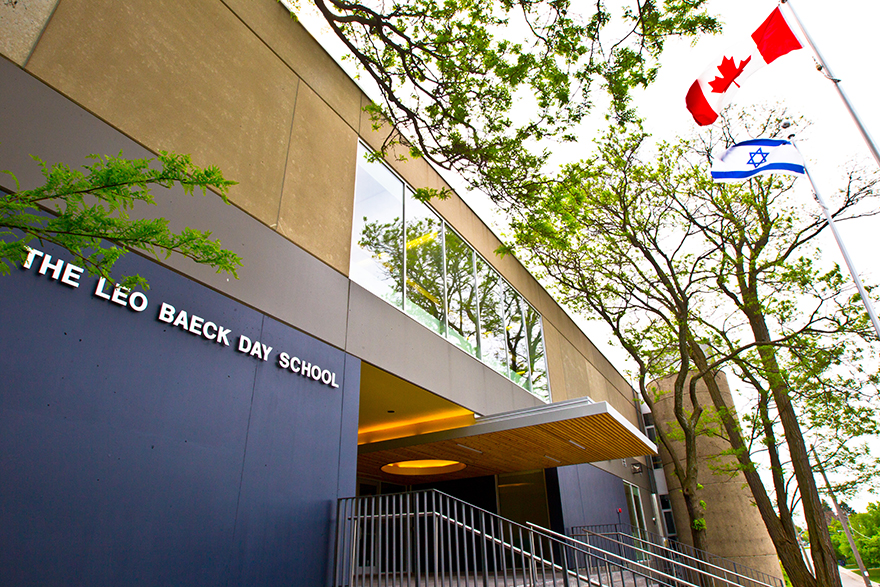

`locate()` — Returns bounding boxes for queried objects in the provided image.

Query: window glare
[350,145,404,307]
[444,228,478,356]
[503,284,531,390]
[404,190,446,335]
[350,143,550,401]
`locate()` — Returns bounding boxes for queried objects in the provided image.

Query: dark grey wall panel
[346,281,542,416]
[556,463,629,530]
[228,315,353,586]
[0,56,351,350]
[0,239,359,586]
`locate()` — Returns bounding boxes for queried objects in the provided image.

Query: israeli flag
[711,139,806,183]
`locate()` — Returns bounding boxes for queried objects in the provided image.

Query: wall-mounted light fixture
[631,462,644,475]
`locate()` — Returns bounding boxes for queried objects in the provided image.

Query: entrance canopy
[358,397,656,484]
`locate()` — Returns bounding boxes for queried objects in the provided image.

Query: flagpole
[791,140,880,340]
[781,0,880,170]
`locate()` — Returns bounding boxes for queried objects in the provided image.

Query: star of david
[747,148,769,168]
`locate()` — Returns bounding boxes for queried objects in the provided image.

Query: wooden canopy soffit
[358,397,657,484]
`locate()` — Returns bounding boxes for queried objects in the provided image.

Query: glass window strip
[351,141,551,401]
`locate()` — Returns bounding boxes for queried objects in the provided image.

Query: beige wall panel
[559,338,590,401]
[546,321,636,417]
[26,0,298,226]
[278,84,357,274]
[605,379,637,423]
[0,0,59,65]
[221,0,362,129]
[542,323,569,402]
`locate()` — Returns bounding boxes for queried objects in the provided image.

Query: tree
[850,502,880,567]
[506,111,880,587]
[286,0,719,204]
[1,151,242,290]
[828,502,880,568]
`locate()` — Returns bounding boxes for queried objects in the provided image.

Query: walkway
[839,566,879,587]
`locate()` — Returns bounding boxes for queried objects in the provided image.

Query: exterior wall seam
[21,0,62,68]
[227,313,264,580]
[275,77,301,230]
[219,0,361,137]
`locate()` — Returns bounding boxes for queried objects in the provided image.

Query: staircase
[332,489,783,587]
[568,524,784,587]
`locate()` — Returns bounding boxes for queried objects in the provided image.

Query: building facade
[0,1,659,585]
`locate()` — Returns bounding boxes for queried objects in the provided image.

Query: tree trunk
[681,485,708,552]
[689,347,819,587]
[742,309,842,587]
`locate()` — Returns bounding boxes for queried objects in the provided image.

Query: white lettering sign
[277,352,339,388]
[19,247,340,390]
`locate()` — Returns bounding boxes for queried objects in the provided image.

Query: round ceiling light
[380,459,466,476]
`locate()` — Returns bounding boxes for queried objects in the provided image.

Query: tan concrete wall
[1,0,638,424]
[16,0,361,274]
[652,372,782,580]
[0,0,59,65]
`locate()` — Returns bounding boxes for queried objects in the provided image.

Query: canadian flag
[686,7,803,126]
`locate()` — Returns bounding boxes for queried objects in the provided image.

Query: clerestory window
[350,143,550,402]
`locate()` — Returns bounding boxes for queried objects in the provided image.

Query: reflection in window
[503,284,531,389]
[524,304,549,401]
[351,144,404,307]
[477,259,508,375]
[445,229,478,356]
[404,190,446,335]
[350,143,551,401]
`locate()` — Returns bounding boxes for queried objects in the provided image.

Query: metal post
[431,491,440,585]
[480,510,489,587]
[783,0,880,170]
[792,142,880,339]
[812,446,872,587]
[414,493,421,587]
[406,493,413,587]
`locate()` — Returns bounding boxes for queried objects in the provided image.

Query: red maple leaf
[708,55,751,94]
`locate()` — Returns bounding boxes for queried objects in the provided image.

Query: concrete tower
[651,371,783,580]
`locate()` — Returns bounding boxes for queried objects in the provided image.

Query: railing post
[414,492,421,587]
[405,492,413,587]
[432,492,439,587]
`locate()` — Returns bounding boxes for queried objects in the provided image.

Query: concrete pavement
[839,565,879,587]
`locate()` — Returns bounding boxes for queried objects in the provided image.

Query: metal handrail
[569,524,783,587]
[569,528,776,587]
[332,489,762,587]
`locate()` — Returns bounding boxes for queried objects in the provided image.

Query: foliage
[850,503,880,567]
[829,502,880,567]
[0,152,242,290]
[506,108,880,587]
[284,0,719,205]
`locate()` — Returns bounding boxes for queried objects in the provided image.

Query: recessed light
[569,440,586,450]
[381,460,466,476]
[543,455,561,463]
[455,443,483,454]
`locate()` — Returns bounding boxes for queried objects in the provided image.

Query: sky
[293,0,880,511]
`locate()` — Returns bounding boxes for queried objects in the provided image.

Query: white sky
[294,0,880,511]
